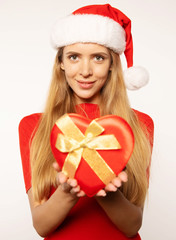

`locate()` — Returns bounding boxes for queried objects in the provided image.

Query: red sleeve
[18,113,41,192]
[133,109,154,148]
[133,109,154,182]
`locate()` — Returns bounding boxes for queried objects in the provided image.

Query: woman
[19,4,154,240]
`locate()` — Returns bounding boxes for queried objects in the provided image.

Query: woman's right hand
[53,162,86,198]
[27,162,85,238]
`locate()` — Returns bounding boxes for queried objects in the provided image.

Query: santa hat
[50,4,149,90]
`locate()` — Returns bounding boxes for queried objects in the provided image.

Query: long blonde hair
[30,48,151,207]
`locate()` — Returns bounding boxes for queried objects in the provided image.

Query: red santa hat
[50,4,149,90]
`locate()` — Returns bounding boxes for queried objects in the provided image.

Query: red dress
[18,103,154,240]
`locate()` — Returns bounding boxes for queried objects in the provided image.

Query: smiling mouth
[77,80,95,89]
[77,80,95,83]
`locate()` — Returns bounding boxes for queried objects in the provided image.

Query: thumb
[52,161,61,172]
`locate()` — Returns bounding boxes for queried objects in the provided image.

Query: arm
[95,172,143,238]
[19,116,85,238]
[95,112,154,237]
[28,186,78,238]
[95,190,143,238]
[27,164,85,238]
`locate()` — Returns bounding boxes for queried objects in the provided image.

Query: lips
[77,80,95,89]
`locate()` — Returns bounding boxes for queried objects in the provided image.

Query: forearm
[28,187,78,237]
[95,189,143,237]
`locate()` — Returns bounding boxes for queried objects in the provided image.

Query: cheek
[64,64,78,79]
[94,65,110,79]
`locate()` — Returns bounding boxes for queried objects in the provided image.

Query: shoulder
[18,113,42,140]
[19,113,42,131]
[133,109,154,130]
[133,109,154,147]
[19,113,42,127]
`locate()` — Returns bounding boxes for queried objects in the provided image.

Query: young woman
[19,4,154,240]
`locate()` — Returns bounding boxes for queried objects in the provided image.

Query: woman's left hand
[96,171,128,197]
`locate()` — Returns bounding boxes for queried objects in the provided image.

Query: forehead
[63,43,110,54]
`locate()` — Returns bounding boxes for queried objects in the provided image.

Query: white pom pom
[123,66,149,90]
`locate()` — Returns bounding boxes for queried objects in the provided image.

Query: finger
[70,185,80,194]
[76,190,86,197]
[96,189,106,197]
[112,177,122,188]
[61,182,72,192]
[57,171,68,185]
[67,178,78,188]
[105,183,117,192]
[53,162,61,172]
[118,171,128,182]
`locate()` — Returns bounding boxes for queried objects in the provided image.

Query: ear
[60,62,65,70]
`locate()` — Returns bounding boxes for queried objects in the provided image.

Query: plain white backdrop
[0,0,176,239]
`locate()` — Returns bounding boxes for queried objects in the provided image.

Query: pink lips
[77,80,95,89]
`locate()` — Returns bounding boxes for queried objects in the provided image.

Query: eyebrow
[65,51,109,57]
[65,51,79,56]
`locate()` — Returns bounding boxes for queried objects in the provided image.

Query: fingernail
[77,191,85,197]
[70,180,77,187]
[111,185,117,192]
[102,192,106,197]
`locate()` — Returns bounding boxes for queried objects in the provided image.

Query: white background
[0,0,176,239]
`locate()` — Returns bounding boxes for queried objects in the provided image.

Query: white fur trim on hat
[50,14,126,54]
[123,66,149,90]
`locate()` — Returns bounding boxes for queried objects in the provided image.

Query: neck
[74,94,101,105]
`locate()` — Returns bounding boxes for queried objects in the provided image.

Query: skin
[28,43,143,238]
[60,43,112,105]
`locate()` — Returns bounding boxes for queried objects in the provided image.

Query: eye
[94,55,104,61]
[69,55,78,61]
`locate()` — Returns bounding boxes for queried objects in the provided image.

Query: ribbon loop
[85,119,104,137]
[55,114,121,185]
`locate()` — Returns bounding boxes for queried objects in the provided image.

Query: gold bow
[55,114,121,185]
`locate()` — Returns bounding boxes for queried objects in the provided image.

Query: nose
[80,59,93,78]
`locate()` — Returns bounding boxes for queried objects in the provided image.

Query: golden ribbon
[55,114,121,185]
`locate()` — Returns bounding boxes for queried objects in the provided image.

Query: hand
[53,162,86,197]
[96,171,128,197]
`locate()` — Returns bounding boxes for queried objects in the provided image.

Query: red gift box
[50,113,134,197]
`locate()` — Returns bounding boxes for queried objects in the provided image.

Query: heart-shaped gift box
[50,113,134,197]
